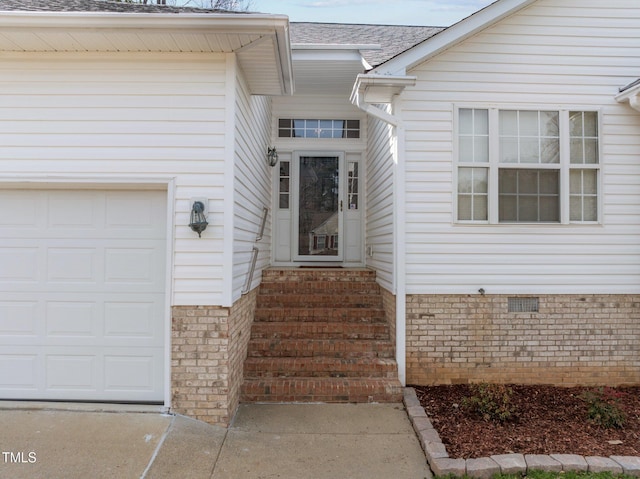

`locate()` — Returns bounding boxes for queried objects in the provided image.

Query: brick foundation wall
[380,286,396,353]
[407,294,640,387]
[227,289,257,420]
[171,290,256,426]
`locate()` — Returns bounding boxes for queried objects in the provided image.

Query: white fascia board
[273,21,294,95]
[372,0,537,75]
[0,11,290,32]
[292,44,379,62]
[292,43,381,51]
[292,44,379,70]
[292,49,364,63]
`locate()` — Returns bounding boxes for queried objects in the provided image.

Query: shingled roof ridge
[291,21,445,28]
[0,0,235,14]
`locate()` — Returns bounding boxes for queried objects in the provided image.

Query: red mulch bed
[412,385,640,459]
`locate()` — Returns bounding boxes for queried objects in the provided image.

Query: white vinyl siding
[365,109,396,291]
[0,52,229,305]
[402,0,640,294]
[233,64,272,301]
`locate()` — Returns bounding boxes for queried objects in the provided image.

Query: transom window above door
[278,119,360,139]
[456,107,600,224]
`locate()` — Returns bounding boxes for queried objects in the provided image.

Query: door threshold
[298,265,343,268]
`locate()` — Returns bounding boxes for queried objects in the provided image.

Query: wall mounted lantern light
[189,201,208,238]
[267,147,278,167]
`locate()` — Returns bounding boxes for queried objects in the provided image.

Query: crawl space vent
[508,297,539,313]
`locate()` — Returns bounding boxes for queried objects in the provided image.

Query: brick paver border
[404,388,640,478]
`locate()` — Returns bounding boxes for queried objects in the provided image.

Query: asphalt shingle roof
[0,0,225,14]
[0,1,443,66]
[290,22,444,68]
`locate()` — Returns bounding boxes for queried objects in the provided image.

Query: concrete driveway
[0,402,431,479]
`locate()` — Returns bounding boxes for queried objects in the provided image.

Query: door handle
[340,200,343,211]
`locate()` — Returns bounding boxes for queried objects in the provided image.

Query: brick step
[262,268,377,282]
[243,357,398,378]
[259,282,381,295]
[250,322,390,340]
[240,377,404,403]
[256,293,382,309]
[254,307,386,322]
[246,339,395,358]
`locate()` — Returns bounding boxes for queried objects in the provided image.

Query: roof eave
[0,11,293,96]
[371,0,538,75]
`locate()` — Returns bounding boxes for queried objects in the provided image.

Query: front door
[274,151,362,265]
[294,153,343,262]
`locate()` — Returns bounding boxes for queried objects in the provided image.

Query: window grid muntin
[499,110,560,164]
[278,119,360,139]
[569,169,598,222]
[459,108,489,163]
[498,169,560,223]
[279,161,290,209]
[458,167,488,221]
[569,111,599,165]
[347,161,359,210]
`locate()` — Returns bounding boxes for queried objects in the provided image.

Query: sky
[249,0,496,27]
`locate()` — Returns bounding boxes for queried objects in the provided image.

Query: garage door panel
[46,302,98,337]
[105,248,155,283]
[105,354,159,392]
[0,247,39,282]
[0,301,38,335]
[48,191,101,229]
[0,354,38,390]
[46,355,97,391]
[47,247,98,283]
[104,301,157,338]
[105,192,165,233]
[0,191,40,227]
[0,294,164,346]
[0,189,166,403]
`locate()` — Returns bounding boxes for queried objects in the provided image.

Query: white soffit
[291,44,379,96]
[0,12,293,95]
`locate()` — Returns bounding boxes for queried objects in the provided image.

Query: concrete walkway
[0,403,431,479]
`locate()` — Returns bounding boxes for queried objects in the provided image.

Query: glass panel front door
[297,155,341,259]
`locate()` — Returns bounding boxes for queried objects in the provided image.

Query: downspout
[350,75,413,385]
[629,94,640,112]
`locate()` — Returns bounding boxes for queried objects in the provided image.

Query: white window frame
[453,105,602,225]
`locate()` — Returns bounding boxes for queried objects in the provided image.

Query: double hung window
[456,108,600,224]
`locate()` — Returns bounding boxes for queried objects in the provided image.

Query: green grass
[436,470,637,479]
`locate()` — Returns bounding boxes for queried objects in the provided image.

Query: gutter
[350,73,416,386]
[0,11,291,31]
[615,82,640,113]
[349,74,416,126]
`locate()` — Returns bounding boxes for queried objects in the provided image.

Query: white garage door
[0,189,166,403]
